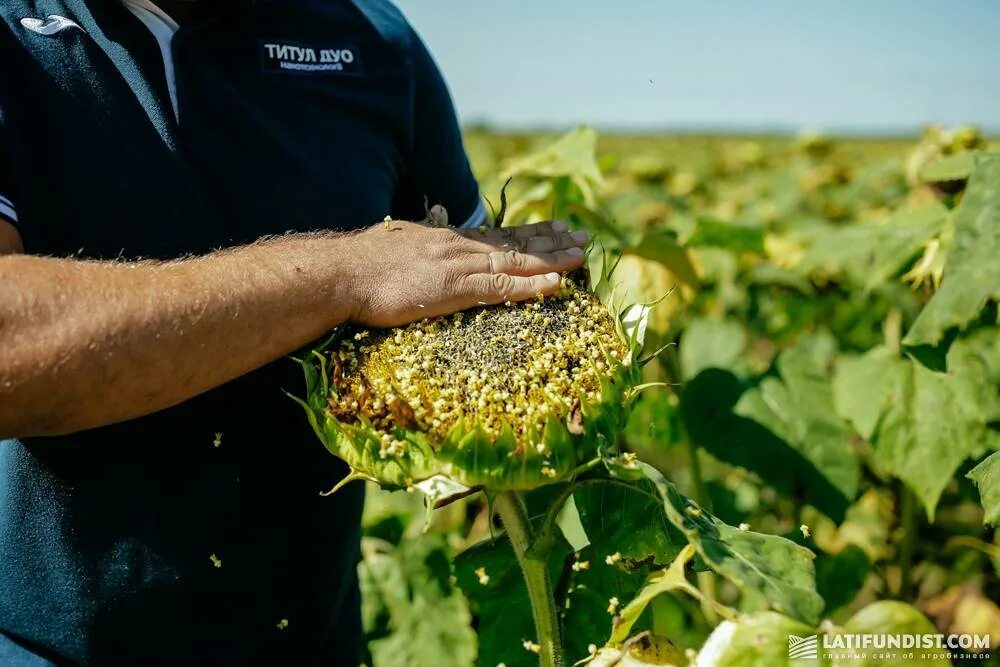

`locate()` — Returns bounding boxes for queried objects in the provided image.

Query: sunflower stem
[495,490,564,667]
[683,430,719,623]
[898,484,919,600]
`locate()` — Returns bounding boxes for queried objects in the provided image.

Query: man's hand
[350,219,588,327]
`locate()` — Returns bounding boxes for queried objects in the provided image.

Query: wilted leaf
[799,202,947,292]
[588,634,687,667]
[499,180,555,226]
[922,585,1000,650]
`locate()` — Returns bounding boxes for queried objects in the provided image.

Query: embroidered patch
[259,40,363,76]
[20,15,84,36]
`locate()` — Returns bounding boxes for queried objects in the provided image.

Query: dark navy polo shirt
[0,1,484,664]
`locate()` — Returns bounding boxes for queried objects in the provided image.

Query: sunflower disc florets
[295,266,653,492]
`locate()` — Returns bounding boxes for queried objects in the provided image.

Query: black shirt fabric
[0,0,483,664]
[150,0,202,23]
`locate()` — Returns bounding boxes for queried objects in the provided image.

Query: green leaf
[833,347,898,441]
[558,482,689,662]
[574,481,686,570]
[732,335,860,512]
[687,218,766,254]
[638,463,825,625]
[837,601,950,667]
[695,612,823,667]
[814,544,871,614]
[497,180,555,226]
[696,601,950,667]
[918,150,980,183]
[621,302,653,354]
[360,537,477,667]
[555,494,590,552]
[968,452,1000,526]
[609,545,736,645]
[745,264,816,295]
[957,326,1000,388]
[588,243,620,307]
[679,318,747,381]
[944,335,1000,435]
[588,635,687,666]
[835,342,999,519]
[629,231,701,290]
[904,153,1000,352]
[832,490,894,563]
[681,368,854,522]
[502,126,605,206]
[874,345,995,519]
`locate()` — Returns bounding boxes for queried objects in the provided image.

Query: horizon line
[461,121,1000,139]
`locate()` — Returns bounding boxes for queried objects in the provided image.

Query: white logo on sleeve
[20,15,83,36]
[259,40,364,76]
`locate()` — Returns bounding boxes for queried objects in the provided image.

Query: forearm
[0,233,359,438]
[0,218,588,439]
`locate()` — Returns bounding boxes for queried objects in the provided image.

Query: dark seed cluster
[327,275,628,459]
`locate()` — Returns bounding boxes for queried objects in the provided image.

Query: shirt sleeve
[0,112,16,228]
[391,28,487,229]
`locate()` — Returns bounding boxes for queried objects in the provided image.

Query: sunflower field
[308,126,1000,667]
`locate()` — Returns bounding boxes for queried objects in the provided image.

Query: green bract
[294,259,658,494]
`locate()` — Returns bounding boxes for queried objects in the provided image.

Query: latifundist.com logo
[787,633,991,662]
[788,635,819,659]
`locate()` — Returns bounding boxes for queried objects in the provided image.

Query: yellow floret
[327,275,628,448]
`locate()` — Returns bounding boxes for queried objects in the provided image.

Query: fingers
[485,247,585,276]
[458,272,563,307]
[460,219,565,241]
[355,218,591,327]
[521,231,589,253]
[457,221,589,254]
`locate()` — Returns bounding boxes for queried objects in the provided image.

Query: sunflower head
[294,257,659,494]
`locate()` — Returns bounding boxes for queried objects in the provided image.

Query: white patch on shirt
[20,15,83,36]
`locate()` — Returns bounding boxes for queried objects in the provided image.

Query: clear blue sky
[393,0,999,133]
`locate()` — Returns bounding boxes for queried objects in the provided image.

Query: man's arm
[390,25,486,228]
[0,220,586,439]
